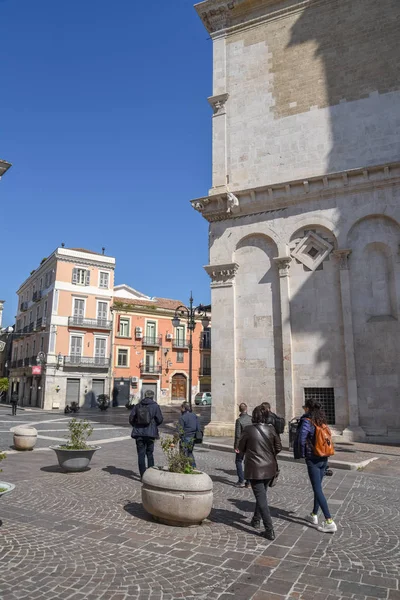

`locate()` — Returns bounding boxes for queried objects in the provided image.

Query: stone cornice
[191,161,400,223]
[204,263,239,288]
[195,0,324,37]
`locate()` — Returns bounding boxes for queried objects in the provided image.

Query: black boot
[250,517,261,529]
[261,528,275,541]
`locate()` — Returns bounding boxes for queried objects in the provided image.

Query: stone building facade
[193,0,400,441]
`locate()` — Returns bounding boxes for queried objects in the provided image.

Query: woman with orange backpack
[294,398,337,533]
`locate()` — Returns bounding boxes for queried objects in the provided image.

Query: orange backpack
[307,419,335,457]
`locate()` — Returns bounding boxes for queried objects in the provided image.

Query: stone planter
[141,467,213,526]
[50,446,100,472]
[0,482,15,497]
[13,426,38,451]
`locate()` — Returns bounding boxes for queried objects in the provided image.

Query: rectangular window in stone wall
[304,388,335,425]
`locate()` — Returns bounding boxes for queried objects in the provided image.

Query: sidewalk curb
[201,441,380,471]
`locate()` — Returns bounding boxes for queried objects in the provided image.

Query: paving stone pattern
[1,434,400,600]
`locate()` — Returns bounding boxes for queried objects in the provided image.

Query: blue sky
[0,0,212,326]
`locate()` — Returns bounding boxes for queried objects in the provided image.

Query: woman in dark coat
[239,404,282,540]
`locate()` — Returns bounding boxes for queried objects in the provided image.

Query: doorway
[92,379,105,401]
[171,374,187,402]
[66,378,80,406]
[113,378,130,406]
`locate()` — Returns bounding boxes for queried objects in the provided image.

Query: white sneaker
[306,513,318,526]
[318,520,337,533]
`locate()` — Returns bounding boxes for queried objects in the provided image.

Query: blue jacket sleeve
[129,406,136,427]
[299,418,313,458]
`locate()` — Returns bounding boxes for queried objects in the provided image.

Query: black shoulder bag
[255,425,280,488]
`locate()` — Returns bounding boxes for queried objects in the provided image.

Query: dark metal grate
[304,388,335,425]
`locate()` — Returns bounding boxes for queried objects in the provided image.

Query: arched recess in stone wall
[347,215,400,432]
[233,233,283,413]
[288,224,348,426]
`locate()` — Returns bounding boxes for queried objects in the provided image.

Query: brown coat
[238,423,282,480]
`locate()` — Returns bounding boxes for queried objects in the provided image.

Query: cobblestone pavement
[1,434,400,600]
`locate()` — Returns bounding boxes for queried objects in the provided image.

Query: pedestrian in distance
[10,392,18,416]
[261,402,285,435]
[293,398,337,533]
[178,402,200,469]
[234,402,252,488]
[129,390,163,479]
[239,404,282,540]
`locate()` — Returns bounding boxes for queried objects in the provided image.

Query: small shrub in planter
[51,419,100,472]
[0,452,15,497]
[160,433,196,474]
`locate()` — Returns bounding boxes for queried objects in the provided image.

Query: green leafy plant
[0,451,6,474]
[160,429,196,474]
[0,378,9,394]
[61,419,93,450]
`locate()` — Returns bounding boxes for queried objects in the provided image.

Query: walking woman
[239,404,282,540]
[178,402,200,468]
[294,398,337,533]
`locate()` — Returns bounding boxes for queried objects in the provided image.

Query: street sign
[32,366,42,375]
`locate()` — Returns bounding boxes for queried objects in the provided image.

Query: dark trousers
[135,436,155,477]
[235,452,249,484]
[11,403,17,416]
[306,457,331,519]
[250,479,273,531]
[180,436,196,468]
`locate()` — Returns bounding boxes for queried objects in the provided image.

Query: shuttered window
[72,268,91,286]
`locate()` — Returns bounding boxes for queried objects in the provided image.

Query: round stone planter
[50,446,100,472]
[0,482,15,497]
[13,426,38,451]
[141,467,213,527]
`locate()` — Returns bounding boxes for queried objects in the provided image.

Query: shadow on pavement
[103,466,140,481]
[228,498,312,527]
[123,501,153,522]
[40,465,91,474]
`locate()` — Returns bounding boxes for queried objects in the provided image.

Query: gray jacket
[234,412,252,449]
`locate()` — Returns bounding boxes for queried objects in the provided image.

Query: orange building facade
[111,285,211,406]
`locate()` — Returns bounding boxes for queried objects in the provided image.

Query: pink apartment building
[10,247,115,410]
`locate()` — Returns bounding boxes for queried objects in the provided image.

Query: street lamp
[172,293,211,410]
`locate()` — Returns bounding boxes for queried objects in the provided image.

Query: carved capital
[204,262,239,288]
[333,249,352,270]
[208,93,229,116]
[273,256,292,278]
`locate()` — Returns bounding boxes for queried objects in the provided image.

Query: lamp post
[172,293,210,410]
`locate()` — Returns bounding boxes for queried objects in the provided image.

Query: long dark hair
[304,398,327,426]
[252,404,269,424]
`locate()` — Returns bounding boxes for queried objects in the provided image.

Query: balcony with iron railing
[140,364,162,375]
[64,355,110,369]
[23,326,28,334]
[28,322,34,332]
[68,316,112,330]
[20,302,28,312]
[172,338,189,349]
[17,359,23,368]
[142,336,162,347]
[200,339,211,350]
[32,290,42,302]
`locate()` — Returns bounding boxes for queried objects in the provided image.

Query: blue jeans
[306,457,331,519]
[136,437,155,477]
[235,452,249,484]
[180,436,196,468]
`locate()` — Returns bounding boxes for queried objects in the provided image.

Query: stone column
[273,256,294,426]
[204,263,238,437]
[333,249,365,441]
[208,93,229,190]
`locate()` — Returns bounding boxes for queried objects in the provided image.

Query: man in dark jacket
[129,390,163,478]
[234,403,252,488]
[178,402,200,468]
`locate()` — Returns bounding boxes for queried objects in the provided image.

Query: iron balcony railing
[32,291,42,302]
[172,338,189,349]
[142,336,162,347]
[200,367,211,376]
[28,322,34,332]
[20,302,28,312]
[35,318,42,330]
[140,364,162,375]
[23,326,28,334]
[64,355,110,368]
[17,359,23,368]
[200,339,211,350]
[68,316,112,330]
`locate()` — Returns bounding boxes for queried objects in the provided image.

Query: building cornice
[194,0,325,37]
[0,159,12,178]
[191,161,400,223]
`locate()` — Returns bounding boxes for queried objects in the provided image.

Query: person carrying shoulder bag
[239,404,282,540]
